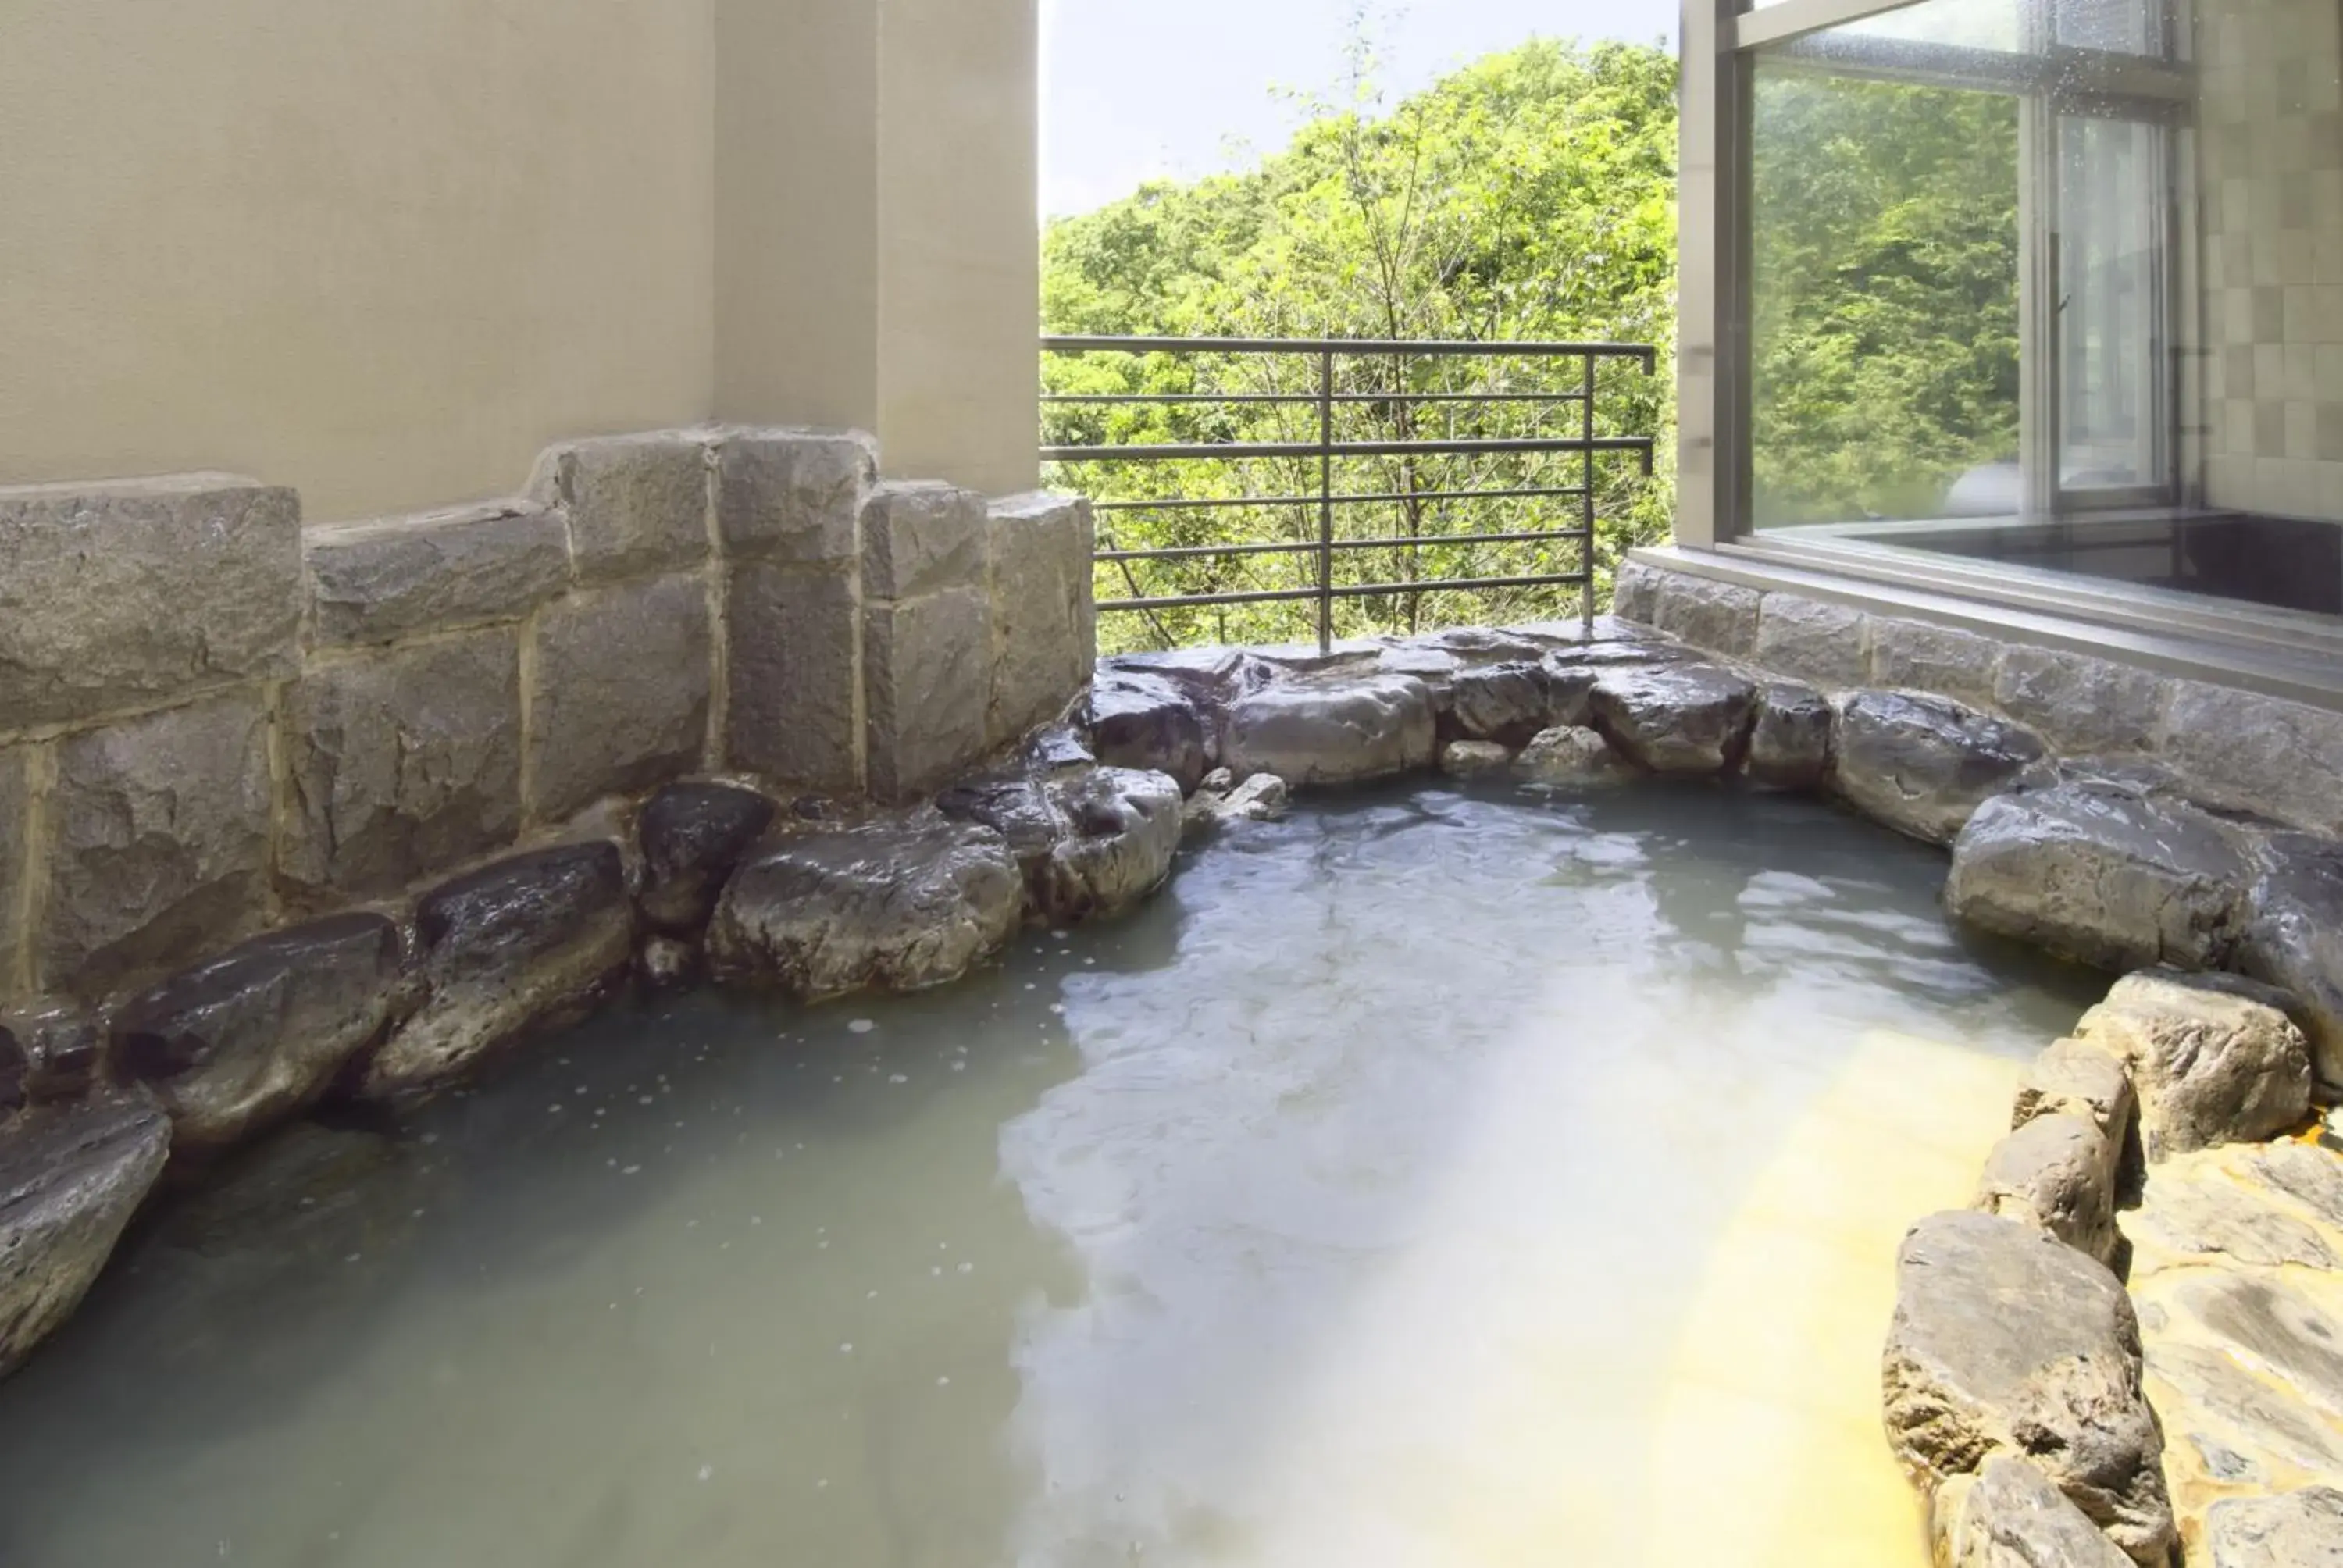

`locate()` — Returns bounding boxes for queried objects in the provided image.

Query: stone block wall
[1614,554,2343,841]
[0,432,1095,1013]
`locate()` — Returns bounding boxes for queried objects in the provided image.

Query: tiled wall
[2200,0,2343,522]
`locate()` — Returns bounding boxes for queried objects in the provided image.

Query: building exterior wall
[0,0,1039,520]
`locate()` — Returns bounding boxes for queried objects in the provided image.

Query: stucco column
[714,0,1040,498]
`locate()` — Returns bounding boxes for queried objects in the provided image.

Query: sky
[1040,0,1680,219]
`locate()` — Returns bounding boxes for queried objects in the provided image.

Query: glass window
[1739,0,2343,619]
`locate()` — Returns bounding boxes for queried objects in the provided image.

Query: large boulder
[1833,691,2047,845]
[707,812,1022,1000]
[1516,725,1637,789]
[1973,1113,2124,1267]
[1588,663,1757,775]
[1747,679,1834,789]
[1933,1456,2136,1568]
[1444,661,1553,747]
[2239,834,2343,1092]
[112,914,406,1161]
[2012,1039,2136,1146]
[361,843,635,1101]
[1883,1211,2175,1566]
[0,1088,172,1376]
[1539,640,1693,727]
[1221,673,1436,787]
[637,782,779,935]
[2205,1488,2343,1567]
[1088,670,1211,793]
[1945,784,2251,971]
[2072,970,2313,1161]
[0,1003,99,1106]
[1032,768,1182,922]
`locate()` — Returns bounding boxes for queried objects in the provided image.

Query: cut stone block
[532,432,711,586]
[280,629,522,903]
[986,492,1096,747]
[714,429,876,565]
[112,914,405,1160]
[0,745,30,1001]
[865,587,992,803]
[1994,646,2167,758]
[0,474,300,731]
[304,504,569,647]
[1868,616,2002,707]
[1647,571,1761,657]
[1832,690,2046,845]
[862,481,988,602]
[1753,593,1870,689]
[1945,784,2250,972]
[0,1087,171,1377]
[362,843,633,1101]
[2160,680,2343,837]
[724,564,863,794]
[1608,558,1660,623]
[527,574,711,821]
[40,693,271,998]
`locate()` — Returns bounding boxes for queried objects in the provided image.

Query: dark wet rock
[1221,673,1436,787]
[2074,970,2312,1161]
[1397,625,1553,665]
[1032,768,1182,922]
[1099,647,1272,705]
[1588,663,1757,775]
[1439,740,1515,779]
[1932,1456,2135,1568]
[1445,661,1554,747]
[112,914,405,1160]
[2206,1488,2343,1567]
[1539,640,1693,726]
[1883,1211,2174,1566]
[0,1087,171,1376]
[936,773,1062,871]
[0,1030,20,1115]
[1087,670,1210,793]
[1945,784,2251,972]
[1025,724,1097,775]
[637,782,779,935]
[1515,725,1636,789]
[1832,691,2047,845]
[2013,1039,2136,1146]
[0,1004,100,1105]
[1974,1113,2123,1267]
[706,811,1021,1000]
[1747,680,1835,789]
[362,844,634,1101]
[2240,833,2343,1091]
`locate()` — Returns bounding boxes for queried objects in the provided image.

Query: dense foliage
[1043,41,2027,650]
[1042,40,1680,650]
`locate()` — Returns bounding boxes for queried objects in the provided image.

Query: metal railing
[1041,335,1658,653]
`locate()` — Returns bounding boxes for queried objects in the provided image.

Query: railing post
[1318,347,1335,656]
[1582,348,1598,635]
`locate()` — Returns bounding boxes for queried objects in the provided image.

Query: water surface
[0,782,2098,1567]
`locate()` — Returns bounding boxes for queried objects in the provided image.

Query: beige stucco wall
[0,0,1038,519]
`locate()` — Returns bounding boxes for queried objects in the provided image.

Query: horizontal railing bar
[1042,390,1592,406]
[1099,571,1591,613]
[1098,526,1592,563]
[1093,483,1590,512]
[1045,436,1654,462]
[1044,334,1658,365]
